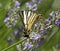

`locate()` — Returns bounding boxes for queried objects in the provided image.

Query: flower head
[55,17,60,26]
[50,11,55,17]
[14,1,20,6]
[32,33,41,40]
[44,18,51,26]
[34,23,38,30]
[38,0,42,3]
[7,37,13,44]
[14,30,19,35]
[41,29,47,35]
[38,42,43,46]
[25,2,32,8]
[32,4,37,11]
[26,2,37,11]
[14,29,20,39]
[34,23,38,27]
[23,42,33,50]
[4,17,10,23]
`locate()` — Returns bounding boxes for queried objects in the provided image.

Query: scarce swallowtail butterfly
[19,11,42,37]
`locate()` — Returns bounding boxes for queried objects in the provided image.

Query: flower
[38,42,43,46]
[32,4,37,11]
[34,23,38,27]
[4,17,10,23]
[34,42,43,49]
[38,0,42,3]
[44,18,51,26]
[14,1,20,6]
[32,33,41,40]
[48,17,52,20]
[23,46,27,50]
[23,42,33,50]
[25,2,37,11]
[55,17,60,26]
[25,2,32,8]
[14,30,19,35]
[32,42,43,51]
[41,29,47,35]
[50,11,55,17]
[7,37,13,44]
[34,34,40,40]
[34,23,38,29]
[14,29,20,39]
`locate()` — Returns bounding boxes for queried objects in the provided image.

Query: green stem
[2,38,27,51]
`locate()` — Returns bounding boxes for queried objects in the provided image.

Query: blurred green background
[0,0,60,51]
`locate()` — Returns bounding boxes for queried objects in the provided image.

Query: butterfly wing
[19,11,42,36]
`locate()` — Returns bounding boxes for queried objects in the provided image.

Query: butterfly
[19,11,42,37]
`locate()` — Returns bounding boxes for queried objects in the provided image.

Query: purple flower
[34,23,38,27]
[27,44,33,49]
[34,42,43,49]
[7,37,13,44]
[25,2,37,11]
[33,42,43,51]
[14,30,20,39]
[38,0,42,3]
[38,42,43,46]
[4,17,10,23]
[34,23,38,30]
[41,29,47,34]
[32,4,37,11]
[14,1,20,6]
[25,2,32,8]
[14,30,19,35]
[32,34,41,40]
[23,46,27,50]
[23,42,33,50]
[55,17,60,26]
[48,18,51,21]
[50,11,55,17]
[44,18,51,26]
